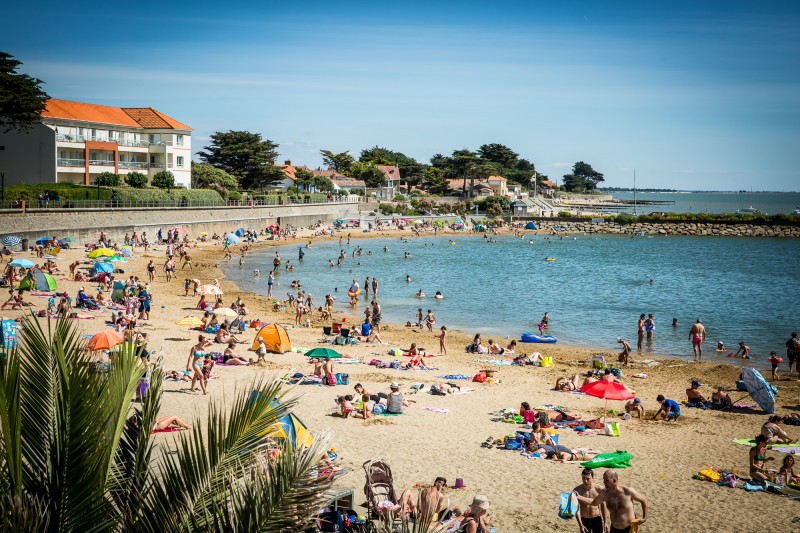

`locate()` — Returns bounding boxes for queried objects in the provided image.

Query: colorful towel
[733,438,800,447]
[437,374,471,380]
[771,447,800,454]
[732,402,756,408]
[475,359,515,366]
[152,427,184,434]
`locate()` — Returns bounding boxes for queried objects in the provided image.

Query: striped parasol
[1,236,22,247]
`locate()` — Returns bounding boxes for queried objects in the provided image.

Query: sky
[6,1,800,190]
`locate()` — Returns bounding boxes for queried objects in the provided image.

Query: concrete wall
[2,202,360,245]
[0,123,56,185]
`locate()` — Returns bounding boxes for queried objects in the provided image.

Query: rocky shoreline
[535,219,800,237]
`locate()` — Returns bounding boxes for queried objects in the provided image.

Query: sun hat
[390,381,400,389]
[469,495,490,513]
[691,380,701,387]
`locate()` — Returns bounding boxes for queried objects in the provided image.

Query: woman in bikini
[222,341,250,365]
[146,260,155,282]
[186,335,212,395]
[749,435,774,482]
[761,416,793,444]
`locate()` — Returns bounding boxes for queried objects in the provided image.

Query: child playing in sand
[337,395,354,418]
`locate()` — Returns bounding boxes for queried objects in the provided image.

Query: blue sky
[6,1,800,190]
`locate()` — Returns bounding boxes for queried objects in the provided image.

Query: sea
[611,191,800,215]
[223,233,800,369]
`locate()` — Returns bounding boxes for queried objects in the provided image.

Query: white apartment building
[0,99,192,187]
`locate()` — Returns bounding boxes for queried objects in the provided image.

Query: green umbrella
[304,347,342,359]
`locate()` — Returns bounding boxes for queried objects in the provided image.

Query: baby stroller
[363,459,401,528]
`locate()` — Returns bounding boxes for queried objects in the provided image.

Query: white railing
[57,134,171,147]
[88,160,115,166]
[57,158,85,167]
[119,161,149,169]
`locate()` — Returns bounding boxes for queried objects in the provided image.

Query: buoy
[728,353,734,357]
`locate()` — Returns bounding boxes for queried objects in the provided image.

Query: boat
[792,207,800,215]
[520,333,557,343]
[737,206,764,215]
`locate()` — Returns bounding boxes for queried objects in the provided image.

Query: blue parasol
[741,367,775,414]
[36,236,54,245]
[9,258,35,269]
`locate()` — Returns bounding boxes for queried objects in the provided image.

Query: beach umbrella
[118,247,133,257]
[225,233,240,245]
[454,219,463,223]
[197,285,223,295]
[580,380,635,424]
[304,347,343,359]
[213,307,239,318]
[1,236,22,247]
[741,368,775,414]
[86,330,124,351]
[172,227,189,235]
[102,256,126,262]
[36,236,54,245]
[413,219,424,225]
[88,248,115,258]
[176,317,205,327]
[8,258,35,269]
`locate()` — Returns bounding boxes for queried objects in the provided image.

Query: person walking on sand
[636,314,645,351]
[577,470,647,533]
[437,326,448,355]
[573,469,606,533]
[425,309,436,332]
[689,319,707,361]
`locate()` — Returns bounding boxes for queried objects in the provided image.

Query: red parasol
[580,380,635,424]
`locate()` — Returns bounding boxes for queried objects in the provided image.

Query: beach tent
[225,233,240,245]
[525,221,538,230]
[92,262,115,275]
[111,281,126,304]
[249,395,313,449]
[118,246,133,258]
[235,227,245,237]
[250,323,292,354]
[18,270,57,292]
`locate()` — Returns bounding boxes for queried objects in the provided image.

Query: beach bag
[473,371,487,383]
[558,492,579,520]
[372,403,386,415]
[335,373,349,385]
[605,422,621,437]
[322,373,336,386]
[585,418,604,430]
[368,359,381,366]
[536,411,551,428]
[504,439,522,450]
[541,356,554,367]
[698,468,721,483]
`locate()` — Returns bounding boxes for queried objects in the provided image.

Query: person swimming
[435,291,443,299]
[416,289,426,298]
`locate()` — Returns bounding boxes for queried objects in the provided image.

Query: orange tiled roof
[41,99,191,130]
[375,165,401,180]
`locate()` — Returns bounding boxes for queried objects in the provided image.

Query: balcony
[57,158,85,167]
[150,162,165,169]
[119,161,149,169]
[88,159,115,167]
[57,134,168,147]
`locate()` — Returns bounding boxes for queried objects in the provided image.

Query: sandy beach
[4,227,799,532]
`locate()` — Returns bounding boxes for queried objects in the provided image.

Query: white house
[0,99,193,187]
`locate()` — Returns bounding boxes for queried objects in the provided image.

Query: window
[150,155,157,164]
[176,134,184,146]
[176,156,184,167]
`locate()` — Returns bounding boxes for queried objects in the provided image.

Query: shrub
[4,184,113,204]
[615,212,638,225]
[228,191,242,201]
[379,203,395,215]
[110,187,223,205]
[557,211,572,217]
[151,171,175,189]
[95,172,121,186]
[126,172,148,188]
[348,188,364,196]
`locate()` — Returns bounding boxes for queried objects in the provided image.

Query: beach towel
[437,374,471,380]
[771,447,800,454]
[733,438,800,447]
[558,492,578,519]
[422,407,448,414]
[152,427,184,434]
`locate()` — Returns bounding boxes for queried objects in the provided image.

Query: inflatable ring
[520,333,558,343]
[348,289,360,298]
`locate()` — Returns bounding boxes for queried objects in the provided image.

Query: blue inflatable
[520,333,557,343]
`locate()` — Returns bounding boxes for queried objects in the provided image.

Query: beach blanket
[152,427,184,434]
[732,402,756,409]
[422,407,449,414]
[437,374,471,380]
[732,438,800,447]
[771,447,800,454]
[475,359,515,366]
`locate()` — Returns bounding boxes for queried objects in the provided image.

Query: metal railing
[88,160,115,167]
[57,158,86,167]
[57,134,172,147]
[119,161,149,169]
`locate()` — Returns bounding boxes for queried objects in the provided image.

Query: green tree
[478,143,519,169]
[312,174,334,192]
[197,131,281,189]
[95,171,121,186]
[125,171,148,188]
[190,161,238,190]
[0,52,50,133]
[348,161,387,188]
[151,170,175,189]
[562,161,605,192]
[359,146,425,186]
[424,167,450,196]
[0,317,334,532]
[294,167,316,192]
[320,150,355,174]
[466,160,501,198]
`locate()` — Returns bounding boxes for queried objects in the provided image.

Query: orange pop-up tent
[250,323,292,354]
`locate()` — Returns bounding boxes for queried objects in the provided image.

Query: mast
[633,169,637,215]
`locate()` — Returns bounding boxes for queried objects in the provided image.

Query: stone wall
[533,219,800,237]
[2,202,360,244]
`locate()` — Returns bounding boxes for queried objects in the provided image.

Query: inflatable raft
[581,451,633,469]
[520,333,558,343]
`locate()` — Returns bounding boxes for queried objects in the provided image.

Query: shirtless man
[578,471,647,533]
[688,319,707,361]
[617,338,632,366]
[574,469,606,533]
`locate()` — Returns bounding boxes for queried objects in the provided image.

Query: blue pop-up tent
[92,262,114,274]
[525,221,538,230]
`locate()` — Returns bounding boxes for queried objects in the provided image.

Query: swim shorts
[580,516,604,533]
[692,335,703,345]
[610,527,631,533]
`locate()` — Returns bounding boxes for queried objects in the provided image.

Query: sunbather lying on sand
[555,374,582,391]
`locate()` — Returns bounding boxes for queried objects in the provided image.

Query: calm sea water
[224,234,800,368]
[612,191,800,215]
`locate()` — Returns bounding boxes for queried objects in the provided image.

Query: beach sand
[6,228,800,532]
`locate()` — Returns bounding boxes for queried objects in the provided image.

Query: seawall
[1,202,360,244]
[533,219,800,237]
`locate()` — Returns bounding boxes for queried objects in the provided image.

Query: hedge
[110,187,224,204]
[3,184,113,203]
